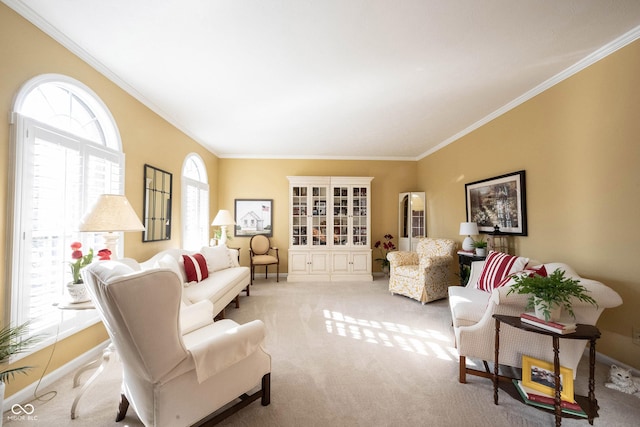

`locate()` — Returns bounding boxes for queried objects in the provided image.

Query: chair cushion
[183,254,209,283]
[252,254,278,265]
[476,251,529,293]
[393,265,419,279]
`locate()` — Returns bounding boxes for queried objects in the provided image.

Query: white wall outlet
[633,326,640,346]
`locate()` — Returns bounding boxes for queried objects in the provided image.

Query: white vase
[534,298,562,322]
[66,282,90,303]
[475,247,487,256]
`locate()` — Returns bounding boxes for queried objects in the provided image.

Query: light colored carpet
[4,277,639,426]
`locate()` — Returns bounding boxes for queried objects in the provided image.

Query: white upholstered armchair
[82,261,271,426]
[449,260,623,383]
[386,237,456,304]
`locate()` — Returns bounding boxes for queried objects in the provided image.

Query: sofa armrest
[387,251,418,267]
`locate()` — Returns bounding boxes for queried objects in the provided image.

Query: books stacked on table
[520,312,577,334]
[513,380,587,418]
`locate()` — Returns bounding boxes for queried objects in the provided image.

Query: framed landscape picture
[522,355,575,402]
[234,199,273,237]
[465,170,527,235]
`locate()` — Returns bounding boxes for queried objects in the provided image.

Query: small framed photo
[522,355,574,402]
[234,199,273,237]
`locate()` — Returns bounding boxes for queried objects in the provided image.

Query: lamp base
[102,232,119,259]
[219,226,228,247]
[462,236,475,252]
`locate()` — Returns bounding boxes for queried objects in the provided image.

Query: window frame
[6,74,124,358]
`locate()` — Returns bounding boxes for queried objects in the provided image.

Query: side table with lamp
[458,222,482,285]
[62,193,145,419]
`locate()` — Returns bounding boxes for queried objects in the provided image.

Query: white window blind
[182,154,209,250]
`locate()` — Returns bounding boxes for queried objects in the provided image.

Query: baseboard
[593,348,640,377]
[2,340,110,412]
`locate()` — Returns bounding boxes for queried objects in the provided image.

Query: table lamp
[212,209,235,246]
[459,222,479,252]
[79,194,145,258]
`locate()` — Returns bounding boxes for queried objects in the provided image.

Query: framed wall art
[522,355,575,402]
[465,170,527,235]
[234,199,273,237]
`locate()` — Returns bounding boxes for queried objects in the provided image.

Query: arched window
[8,74,124,346]
[182,154,210,250]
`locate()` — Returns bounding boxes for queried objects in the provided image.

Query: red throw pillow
[182,253,209,283]
[525,264,548,278]
[477,251,529,292]
[493,264,549,289]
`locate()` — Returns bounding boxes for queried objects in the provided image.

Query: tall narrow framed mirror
[143,164,172,241]
[398,192,426,251]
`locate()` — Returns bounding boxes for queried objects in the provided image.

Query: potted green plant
[472,238,488,256]
[1,322,43,417]
[507,269,597,322]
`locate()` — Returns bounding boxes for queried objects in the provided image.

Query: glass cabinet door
[333,186,349,246]
[332,185,368,247]
[311,186,328,246]
[352,186,368,246]
[291,186,308,246]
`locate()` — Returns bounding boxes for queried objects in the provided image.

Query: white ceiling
[5,0,640,160]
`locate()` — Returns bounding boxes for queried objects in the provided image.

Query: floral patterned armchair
[387,238,456,304]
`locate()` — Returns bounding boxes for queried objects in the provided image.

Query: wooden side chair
[249,235,279,284]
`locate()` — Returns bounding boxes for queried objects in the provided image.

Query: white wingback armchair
[82,261,271,426]
[387,237,456,304]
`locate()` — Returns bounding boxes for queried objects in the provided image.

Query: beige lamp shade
[80,194,145,232]
[211,209,235,226]
[79,194,144,258]
[211,209,235,246]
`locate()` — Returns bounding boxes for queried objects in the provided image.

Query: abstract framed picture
[522,355,575,402]
[234,199,273,237]
[465,170,527,235]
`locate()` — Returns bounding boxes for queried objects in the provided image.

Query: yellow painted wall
[217,159,417,268]
[0,5,219,397]
[417,40,640,369]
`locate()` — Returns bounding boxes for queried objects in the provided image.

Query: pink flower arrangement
[374,234,397,269]
[69,242,93,284]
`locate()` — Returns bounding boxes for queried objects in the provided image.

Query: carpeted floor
[4,277,639,426]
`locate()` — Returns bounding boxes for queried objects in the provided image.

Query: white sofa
[448,254,623,383]
[135,246,251,318]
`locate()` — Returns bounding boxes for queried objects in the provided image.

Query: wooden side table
[492,314,600,426]
[457,251,486,286]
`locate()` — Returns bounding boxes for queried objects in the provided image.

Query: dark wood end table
[492,314,600,426]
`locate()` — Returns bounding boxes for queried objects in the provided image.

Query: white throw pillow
[228,248,240,267]
[201,245,235,272]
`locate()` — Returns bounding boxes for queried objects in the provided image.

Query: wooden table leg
[553,336,562,427]
[588,338,597,425]
[494,317,500,405]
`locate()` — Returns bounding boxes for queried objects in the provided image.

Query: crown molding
[419,24,640,160]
